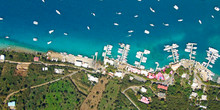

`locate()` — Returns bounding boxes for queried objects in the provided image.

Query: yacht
[56,10,61,15]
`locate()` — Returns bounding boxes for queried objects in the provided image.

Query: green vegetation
[164,67,172,74]
[0,62,75,108]
[98,79,121,110]
[0,50,37,62]
[176,66,189,75]
[9,79,86,110]
[1,50,220,110]
[120,75,143,91]
[114,92,137,110]
[206,87,220,109]
[106,64,117,73]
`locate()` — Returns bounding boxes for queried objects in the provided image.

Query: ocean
[0,0,220,78]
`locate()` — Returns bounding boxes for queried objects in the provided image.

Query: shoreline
[0,45,46,54]
[0,44,219,81]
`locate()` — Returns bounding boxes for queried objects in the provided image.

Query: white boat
[198,20,202,24]
[211,15,214,18]
[128,30,134,33]
[56,10,61,15]
[142,57,147,63]
[193,47,197,49]
[114,23,119,26]
[167,55,173,58]
[47,41,52,44]
[49,30,54,34]
[174,5,179,10]
[42,0,45,3]
[0,17,3,21]
[163,23,169,26]
[33,21,38,25]
[191,56,196,59]
[150,7,155,13]
[64,33,68,36]
[91,12,96,16]
[5,36,9,39]
[118,49,123,54]
[144,30,150,34]
[33,38,38,41]
[116,12,122,15]
[178,19,183,22]
[192,51,196,55]
[87,26,90,30]
[150,24,154,27]
[144,50,150,54]
[135,61,140,65]
[214,7,219,11]
[126,44,130,49]
[185,48,190,52]
[134,15,138,18]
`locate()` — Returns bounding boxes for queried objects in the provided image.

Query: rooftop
[158,84,168,90]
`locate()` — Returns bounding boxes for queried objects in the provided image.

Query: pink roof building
[158,85,168,90]
[34,57,39,62]
[163,68,166,72]
[156,72,164,80]
[139,96,149,104]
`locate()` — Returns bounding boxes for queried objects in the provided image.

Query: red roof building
[34,57,39,62]
[158,84,168,90]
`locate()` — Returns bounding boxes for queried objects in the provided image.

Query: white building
[201,95,207,100]
[88,74,98,83]
[54,69,64,74]
[141,70,148,76]
[75,60,82,67]
[0,55,5,62]
[114,72,124,79]
[82,62,89,68]
[140,87,147,93]
[189,92,198,99]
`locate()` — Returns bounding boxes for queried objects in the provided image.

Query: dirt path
[80,77,108,110]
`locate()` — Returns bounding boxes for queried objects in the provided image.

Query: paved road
[3,71,78,104]
[126,72,146,82]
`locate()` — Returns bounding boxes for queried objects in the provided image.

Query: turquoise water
[0,0,220,77]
